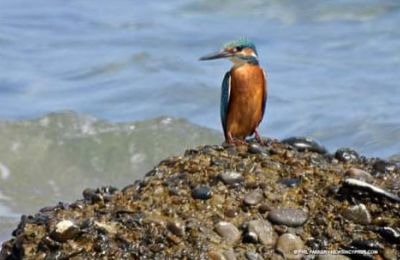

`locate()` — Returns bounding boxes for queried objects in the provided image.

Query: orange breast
[226,64,266,139]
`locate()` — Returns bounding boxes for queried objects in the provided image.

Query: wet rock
[191,185,213,200]
[371,226,400,243]
[245,252,263,260]
[350,239,383,251]
[342,204,371,225]
[276,233,304,260]
[335,148,359,163]
[268,208,308,227]
[248,143,268,154]
[278,177,301,188]
[219,171,244,186]
[341,178,400,202]
[82,188,103,203]
[224,208,238,218]
[3,139,400,259]
[282,137,327,154]
[243,189,263,206]
[167,221,185,237]
[344,168,374,182]
[50,220,80,243]
[243,219,274,246]
[215,221,241,244]
[372,160,396,175]
[342,239,382,260]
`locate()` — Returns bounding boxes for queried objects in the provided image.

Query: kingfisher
[199,39,267,145]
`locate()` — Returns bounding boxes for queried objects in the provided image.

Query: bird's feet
[226,133,247,146]
[254,129,266,145]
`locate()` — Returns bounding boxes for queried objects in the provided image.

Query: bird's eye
[236,47,243,52]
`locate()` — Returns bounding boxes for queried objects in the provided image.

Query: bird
[199,39,267,145]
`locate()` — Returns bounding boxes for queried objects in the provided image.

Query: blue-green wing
[220,71,231,135]
[260,69,267,121]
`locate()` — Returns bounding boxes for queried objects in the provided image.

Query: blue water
[0,0,400,241]
[1,0,400,157]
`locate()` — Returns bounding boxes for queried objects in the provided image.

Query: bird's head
[199,39,258,65]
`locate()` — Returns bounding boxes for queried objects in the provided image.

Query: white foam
[0,163,10,180]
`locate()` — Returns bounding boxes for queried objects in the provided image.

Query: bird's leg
[226,132,247,146]
[254,129,265,145]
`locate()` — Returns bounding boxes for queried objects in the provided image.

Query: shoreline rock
[1,138,399,259]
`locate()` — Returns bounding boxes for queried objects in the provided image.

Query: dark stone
[258,203,270,214]
[278,177,301,187]
[281,136,327,154]
[350,240,383,251]
[243,231,258,244]
[371,226,400,243]
[82,188,103,203]
[268,208,308,227]
[191,186,213,200]
[224,208,238,218]
[167,221,185,237]
[372,160,396,176]
[248,143,268,154]
[340,178,400,203]
[335,148,359,163]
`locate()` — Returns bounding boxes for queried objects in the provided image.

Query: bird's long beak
[199,50,232,61]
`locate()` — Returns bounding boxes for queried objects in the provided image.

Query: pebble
[50,220,80,243]
[334,148,359,163]
[191,186,213,200]
[276,233,304,260]
[224,208,238,218]
[350,240,383,251]
[341,178,400,202]
[342,204,371,225]
[244,219,274,246]
[373,160,396,175]
[344,168,374,183]
[281,137,327,154]
[371,226,400,243]
[248,143,268,154]
[268,208,308,227]
[245,252,263,260]
[219,171,244,186]
[82,188,103,203]
[278,177,301,188]
[166,221,185,237]
[215,221,241,244]
[243,189,263,206]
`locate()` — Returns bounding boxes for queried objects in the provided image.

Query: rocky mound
[1,138,399,259]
